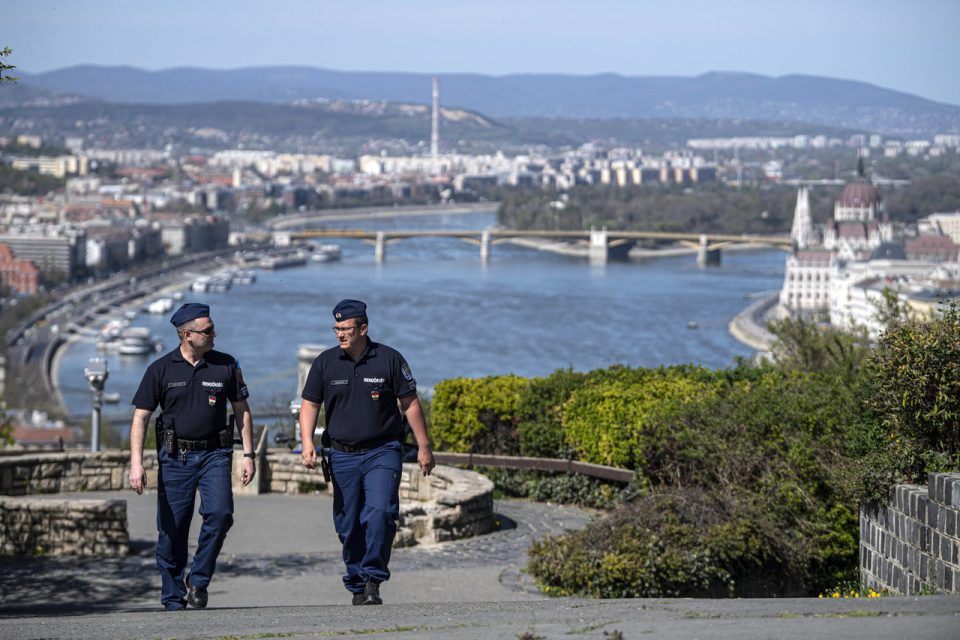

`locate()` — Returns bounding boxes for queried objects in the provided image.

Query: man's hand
[241,458,256,486]
[301,447,317,469]
[129,463,147,495]
[418,446,435,477]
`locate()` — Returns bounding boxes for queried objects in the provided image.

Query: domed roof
[838,179,881,209]
[870,242,906,261]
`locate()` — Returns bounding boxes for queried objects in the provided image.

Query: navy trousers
[156,447,234,610]
[330,440,402,593]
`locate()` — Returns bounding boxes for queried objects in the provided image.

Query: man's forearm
[129,411,150,465]
[403,399,431,448]
[299,401,320,446]
[239,405,254,454]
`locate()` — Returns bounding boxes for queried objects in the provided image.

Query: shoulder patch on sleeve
[400,362,413,381]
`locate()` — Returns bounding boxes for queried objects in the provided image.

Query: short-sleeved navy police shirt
[132,348,249,439]
[301,339,416,447]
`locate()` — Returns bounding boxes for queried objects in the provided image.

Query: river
[56,209,786,428]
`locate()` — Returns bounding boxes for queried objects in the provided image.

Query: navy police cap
[333,299,366,321]
[170,303,210,327]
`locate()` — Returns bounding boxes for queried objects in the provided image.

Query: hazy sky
[5,0,960,105]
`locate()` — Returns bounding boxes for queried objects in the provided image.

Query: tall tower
[790,186,815,249]
[430,76,440,157]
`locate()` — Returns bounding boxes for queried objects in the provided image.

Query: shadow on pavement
[0,556,156,615]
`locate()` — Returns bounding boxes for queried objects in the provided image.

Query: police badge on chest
[208,395,217,406]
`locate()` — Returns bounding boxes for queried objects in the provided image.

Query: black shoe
[186,573,208,609]
[361,581,382,605]
[351,591,366,606]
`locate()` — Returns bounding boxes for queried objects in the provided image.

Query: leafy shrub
[516,368,587,458]
[530,489,769,598]
[529,367,865,597]
[431,375,529,454]
[561,367,724,469]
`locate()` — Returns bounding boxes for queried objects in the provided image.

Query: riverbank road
[2,491,959,639]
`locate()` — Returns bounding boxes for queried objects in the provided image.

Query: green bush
[516,368,587,458]
[530,489,759,598]
[561,367,724,469]
[529,367,865,597]
[431,375,529,454]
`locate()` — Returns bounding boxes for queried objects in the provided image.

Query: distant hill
[0,96,860,155]
[15,66,960,135]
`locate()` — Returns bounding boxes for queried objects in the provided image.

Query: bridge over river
[278,227,792,266]
[264,202,791,265]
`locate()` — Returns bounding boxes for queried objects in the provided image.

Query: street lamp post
[83,357,109,452]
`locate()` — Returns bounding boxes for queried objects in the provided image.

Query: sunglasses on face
[186,325,215,336]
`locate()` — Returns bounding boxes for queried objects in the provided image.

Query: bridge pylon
[589,226,609,265]
[697,234,721,267]
[375,231,386,263]
[480,230,491,263]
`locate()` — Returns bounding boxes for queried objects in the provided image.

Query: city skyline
[4,0,960,107]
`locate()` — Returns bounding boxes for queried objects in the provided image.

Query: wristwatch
[243,452,256,459]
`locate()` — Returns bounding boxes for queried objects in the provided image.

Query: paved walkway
[0,490,593,612]
[2,491,959,639]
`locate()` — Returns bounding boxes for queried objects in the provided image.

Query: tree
[871,286,914,329]
[765,316,870,385]
[1,47,18,84]
[866,302,960,471]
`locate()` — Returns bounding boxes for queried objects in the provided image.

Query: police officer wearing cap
[128,302,256,611]
[299,299,435,605]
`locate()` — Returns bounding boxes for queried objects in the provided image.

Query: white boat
[191,276,211,293]
[259,251,307,270]
[147,297,173,314]
[118,327,157,356]
[206,274,233,293]
[233,269,257,285]
[99,319,126,341]
[312,244,342,263]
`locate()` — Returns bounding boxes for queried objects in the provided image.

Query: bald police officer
[299,299,435,605]
[129,303,256,611]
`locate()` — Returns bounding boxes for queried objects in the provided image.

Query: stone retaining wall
[0,451,159,495]
[861,472,960,594]
[0,449,495,554]
[261,450,330,495]
[397,463,495,546]
[0,497,128,556]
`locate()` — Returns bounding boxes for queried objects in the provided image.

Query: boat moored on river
[117,327,162,356]
[311,244,342,263]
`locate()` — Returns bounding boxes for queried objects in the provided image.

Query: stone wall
[861,472,960,594]
[261,449,330,495]
[0,451,159,495]
[396,463,495,546]
[0,497,128,556]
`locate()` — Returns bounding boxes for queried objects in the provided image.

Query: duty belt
[178,435,226,451]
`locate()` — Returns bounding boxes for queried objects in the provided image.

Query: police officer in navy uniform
[299,299,435,605]
[128,303,256,611]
